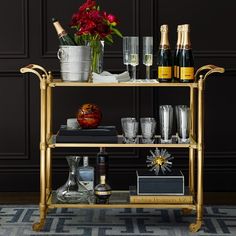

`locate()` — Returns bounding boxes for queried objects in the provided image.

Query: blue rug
[0,205,236,235]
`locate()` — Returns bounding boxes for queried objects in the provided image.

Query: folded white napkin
[92,71,131,83]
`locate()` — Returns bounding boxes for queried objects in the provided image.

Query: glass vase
[56,156,83,203]
[90,40,104,74]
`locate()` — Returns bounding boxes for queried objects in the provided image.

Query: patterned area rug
[0,205,236,236]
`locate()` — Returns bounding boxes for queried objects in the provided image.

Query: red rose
[70,13,83,26]
[88,9,102,22]
[96,22,111,38]
[77,19,96,35]
[79,0,96,12]
[107,14,118,25]
[103,12,118,26]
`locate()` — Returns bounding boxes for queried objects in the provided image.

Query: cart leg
[46,147,52,199]
[33,76,47,231]
[189,148,203,232]
[46,72,53,208]
[33,204,47,231]
[189,77,204,233]
[189,86,196,196]
[33,148,47,231]
[182,148,195,216]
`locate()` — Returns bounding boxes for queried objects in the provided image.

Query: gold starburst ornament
[146,148,174,175]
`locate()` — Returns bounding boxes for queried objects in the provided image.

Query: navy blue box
[136,169,184,195]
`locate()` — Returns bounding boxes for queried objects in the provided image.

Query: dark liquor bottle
[94,175,112,204]
[52,18,75,45]
[174,25,182,82]
[157,24,172,82]
[179,24,194,83]
[96,147,109,185]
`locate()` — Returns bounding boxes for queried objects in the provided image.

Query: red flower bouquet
[70,0,122,73]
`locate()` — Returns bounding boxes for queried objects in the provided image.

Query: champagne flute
[129,37,139,81]
[123,37,130,72]
[143,36,153,80]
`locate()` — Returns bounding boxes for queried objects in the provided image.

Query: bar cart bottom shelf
[33,190,202,232]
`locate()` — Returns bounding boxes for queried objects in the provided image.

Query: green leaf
[112,28,123,38]
[106,35,114,44]
[104,37,113,45]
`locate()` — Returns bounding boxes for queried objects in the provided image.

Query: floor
[0,205,236,236]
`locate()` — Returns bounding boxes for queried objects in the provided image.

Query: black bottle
[96,147,109,185]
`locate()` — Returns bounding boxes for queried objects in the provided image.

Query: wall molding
[0,0,29,58]
[0,72,29,159]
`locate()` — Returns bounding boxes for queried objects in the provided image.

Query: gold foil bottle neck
[53,20,65,36]
[182,24,190,32]
[176,25,182,47]
[177,25,182,32]
[182,24,191,49]
[160,24,168,32]
[159,25,170,49]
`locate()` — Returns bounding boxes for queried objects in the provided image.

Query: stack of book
[56,125,118,143]
[129,186,193,204]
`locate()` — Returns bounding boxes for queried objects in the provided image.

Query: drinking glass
[176,106,190,143]
[140,117,156,143]
[159,105,173,143]
[121,117,139,143]
[129,37,139,81]
[143,37,153,80]
[123,37,130,72]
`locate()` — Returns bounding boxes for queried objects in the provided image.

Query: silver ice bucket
[57,45,91,82]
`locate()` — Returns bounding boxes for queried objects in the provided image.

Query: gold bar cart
[20,64,224,233]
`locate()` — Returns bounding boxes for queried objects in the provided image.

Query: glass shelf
[49,80,198,88]
[48,135,197,149]
[47,190,195,209]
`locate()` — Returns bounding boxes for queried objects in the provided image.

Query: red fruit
[77,103,102,129]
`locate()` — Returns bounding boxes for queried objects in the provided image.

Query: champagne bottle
[52,18,76,45]
[96,147,109,185]
[174,25,182,82]
[157,24,172,82]
[179,24,194,82]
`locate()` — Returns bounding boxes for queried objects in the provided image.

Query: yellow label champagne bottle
[174,25,182,82]
[157,25,172,82]
[52,18,75,45]
[179,24,194,82]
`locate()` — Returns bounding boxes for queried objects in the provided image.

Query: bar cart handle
[194,64,225,82]
[20,64,49,82]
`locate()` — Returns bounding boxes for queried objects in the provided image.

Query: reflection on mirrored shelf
[51,190,129,205]
[120,135,189,144]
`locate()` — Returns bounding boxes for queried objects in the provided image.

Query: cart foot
[189,220,202,233]
[32,220,45,231]
[182,208,192,215]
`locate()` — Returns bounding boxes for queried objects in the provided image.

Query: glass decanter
[56,156,83,203]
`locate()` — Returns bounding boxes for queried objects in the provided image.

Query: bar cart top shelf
[49,79,199,88]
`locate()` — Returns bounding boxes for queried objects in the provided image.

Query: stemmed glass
[129,37,139,81]
[143,37,153,80]
[123,37,130,72]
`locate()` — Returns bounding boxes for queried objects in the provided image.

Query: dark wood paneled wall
[0,0,235,192]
